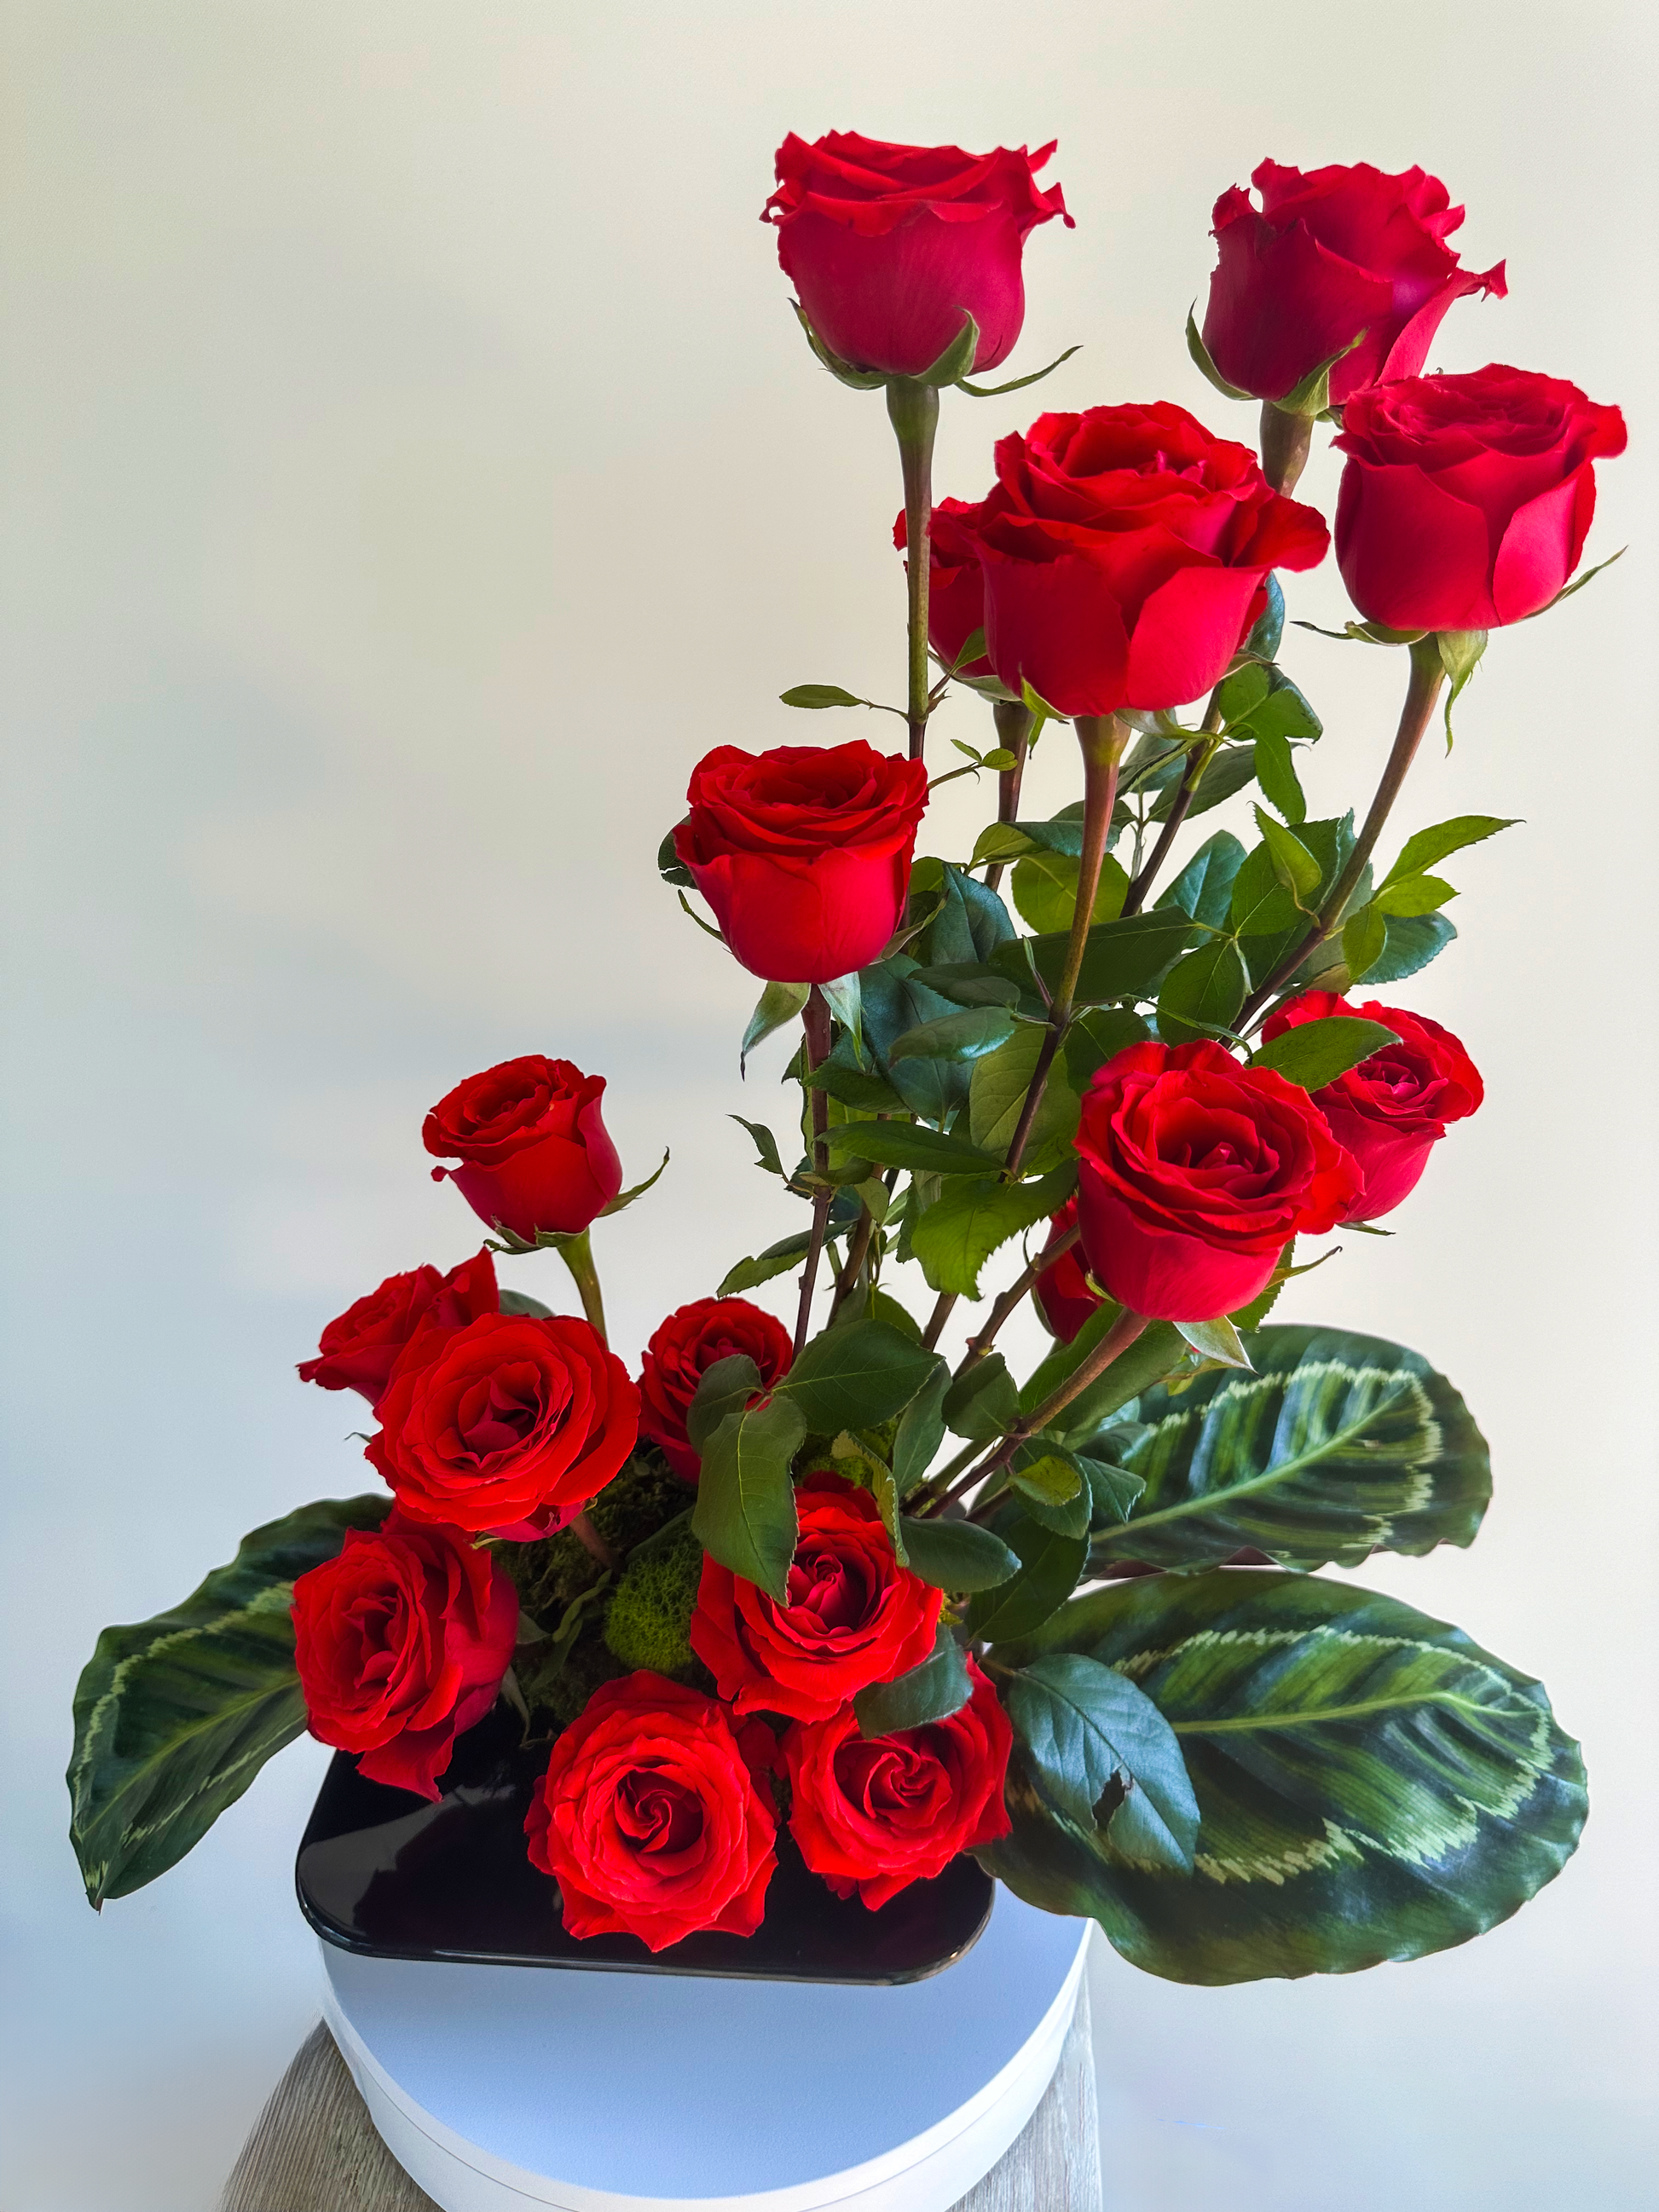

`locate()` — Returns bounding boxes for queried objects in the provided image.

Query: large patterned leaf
[68,1495,388,1906]
[1091,1324,1489,1574]
[980,1570,1585,1984]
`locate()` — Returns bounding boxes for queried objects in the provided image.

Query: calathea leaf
[68,1495,390,1907]
[777,1318,940,1435]
[980,1569,1586,1985]
[692,1394,806,1602]
[854,1623,973,1738]
[997,1651,1198,1869]
[1090,1322,1491,1574]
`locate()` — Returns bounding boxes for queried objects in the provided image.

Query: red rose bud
[423,1055,622,1245]
[1075,1042,1361,1323]
[639,1297,795,1484]
[673,742,929,985]
[292,1510,517,1800]
[1202,160,1506,408]
[297,1249,499,1408]
[764,131,1072,378]
[367,1311,639,1539]
[1263,990,1483,1222]
[1333,366,1627,634]
[894,496,993,675]
[690,1474,941,1723]
[1032,1196,1103,1344]
[973,405,1328,719]
[524,1673,777,1951]
[783,1658,1013,1909]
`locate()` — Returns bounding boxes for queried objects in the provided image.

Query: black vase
[297,1703,994,1985]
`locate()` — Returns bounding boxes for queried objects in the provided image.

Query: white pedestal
[321,1888,1090,2212]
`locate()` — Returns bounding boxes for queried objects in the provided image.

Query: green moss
[603,1521,706,1681]
[497,1450,690,1635]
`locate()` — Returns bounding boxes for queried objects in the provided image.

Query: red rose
[690,1474,941,1723]
[297,1250,499,1407]
[292,1510,517,1800]
[971,405,1328,718]
[524,1673,777,1951]
[783,1659,1013,1909]
[367,1311,639,1539]
[1263,990,1483,1222]
[1075,1042,1361,1322]
[1032,1197,1103,1344]
[1333,366,1627,632]
[639,1297,795,1483]
[763,131,1071,378]
[673,742,930,985]
[893,495,993,676]
[1201,159,1506,407]
[424,1055,622,1245]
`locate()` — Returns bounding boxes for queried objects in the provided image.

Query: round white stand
[320,1888,1090,2212]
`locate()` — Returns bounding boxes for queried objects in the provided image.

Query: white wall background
[3,3,1654,2205]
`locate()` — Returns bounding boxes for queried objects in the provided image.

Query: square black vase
[297,1704,994,1985]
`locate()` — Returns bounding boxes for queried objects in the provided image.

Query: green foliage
[1157,938,1248,1046]
[740,980,809,1071]
[1011,848,1129,935]
[965,1509,1090,1642]
[910,1164,1076,1297]
[1251,1015,1399,1090]
[889,1006,1017,1064]
[780,684,865,708]
[996,910,1201,1006]
[603,1520,705,1680]
[1005,1442,1091,1536]
[968,1025,1081,1163]
[1366,910,1457,984]
[68,1495,389,1907]
[858,955,976,1121]
[899,1513,1022,1592]
[685,1353,764,1454]
[981,1570,1585,1984]
[854,1623,972,1738]
[1154,743,1259,822]
[692,1395,805,1602]
[1063,1005,1151,1089]
[890,1360,951,1494]
[997,1651,1198,1868]
[943,1352,1020,1441]
[717,1193,859,1296]
[1092,1324,1491,1574]
[778,1318,940,1435]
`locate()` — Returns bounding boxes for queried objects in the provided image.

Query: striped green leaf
[980,1569,1586,1984]
[68,1495,389,1907]
[1091,1324,1489,1574]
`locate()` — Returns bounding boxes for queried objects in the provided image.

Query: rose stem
[555,1227,607,1341]
[934,1306,1151,1515]
[999,713,1130,1181]
[957,1222,1080,1376]
[1260,402,1314,497]
[793,986,835,1356]
[828,1198,879,1322]
[1236,636,1447,1027]
[569,1515,619,1571]
[982,699,1035,895]
[887,378,941,763]
[1120,698,1225,916]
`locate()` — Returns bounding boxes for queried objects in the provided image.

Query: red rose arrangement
[78,131,1616,1991]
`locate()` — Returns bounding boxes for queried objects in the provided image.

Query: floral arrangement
[69,132,1625,1985]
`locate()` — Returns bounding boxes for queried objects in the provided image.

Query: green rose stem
[982,699,1035,895]
[1236,634,1448,1027]
[793,985,835,1355]
[828,1202,879,1322]
[1120,699,1225,916]
[887,378,941,763]
[1261,401,1314,497]
[549,1228,620,1570]
[957,1221,1081,1376]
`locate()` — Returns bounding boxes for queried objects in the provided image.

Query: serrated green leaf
[1251,1016,1399,1092]
[741,980,809,1072]
[854,1624,973,1738]
[730,1116,785,1177]
[692,1394,806,1602]
[1342,904,1388,985]
[1381,815,1517,888]
[899,1513,1022,1592]
[777,1318,940,1435]
[1367,910,1457,985]
[717,1196,858,1296]
[1000,1652,1198,1868]
[982,1569,1583,1984]
[992,910,1201,1008]
[1371,873,1455,918]
[685,1353,764,1455]
[910,1167,1075,1298]
[1157,939,1248,1047]
[1255,807,1321,904]
[891,1359,951,1495]
[889,1005,1018,1065]
[1011,849,1129,935]
[68,1496,390,1905]
[1253,731,1306,824]
[968,1025,1081,1162]
[1063,1006,1152,1091]
[824,1120,997,1177]
[1092,1322,1491,1574]
[943,1351,1021,1441]
[1007,1443,1091,1537]
[965,1512,1090,1643]
[1156,744,1258,823]
[1159,832,1247,932]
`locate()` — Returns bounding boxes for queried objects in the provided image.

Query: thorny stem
[1237,637,1448,1027]
[962,1308,1152,1500]
[999,714,1130,1182]
[922,1287,957,1352]
[889,379,941,764]
[569,1513,619,1572]
[956,1223,1080,1377]
[793,988,835,1357]
[983,699,1035,895]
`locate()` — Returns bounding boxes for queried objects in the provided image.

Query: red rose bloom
[1074,1041,1361,1322]
[1263,990,1483,1222]
[1032,1197,1103,1344]
[764,131,1072,378]
[292,1510,517,1800]
[1201,159,1506,407]
[424,1055,622,1245]
[690,1474,941,1723]
[893,496,993,676]
[1333,366,1627,632]
[783,1659,1013,1909]
[367,1311,639,1539]
[971,405,1328,718]
[673,742,930,985]
[639,1297,795,1483]
[524,1673,777,1951]
[297,1249,499,1407]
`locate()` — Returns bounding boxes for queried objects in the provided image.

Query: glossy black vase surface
[297,1705,994,1985]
